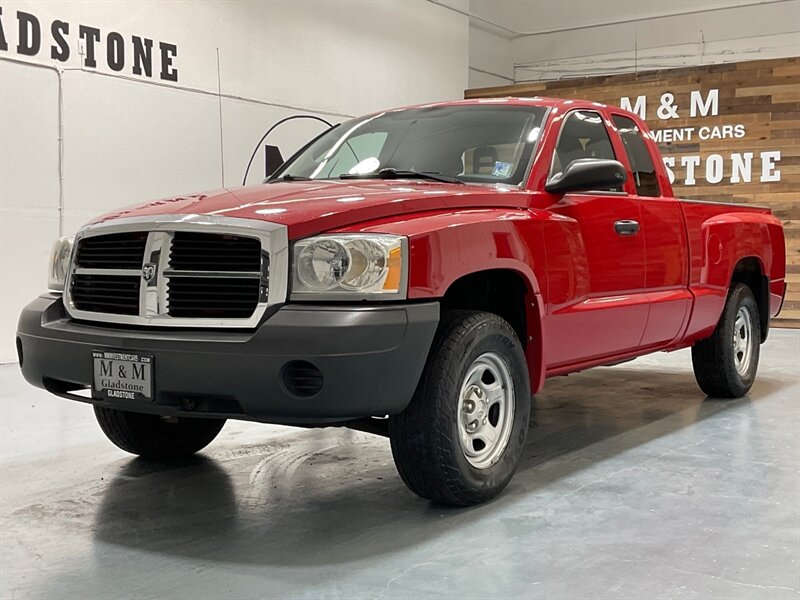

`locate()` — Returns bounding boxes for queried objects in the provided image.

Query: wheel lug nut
[467,419,479,432]
[463,400,475,413]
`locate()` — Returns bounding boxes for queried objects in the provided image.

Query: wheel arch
[730,256,770,342]
[352,208,550,391]
[695,212,779,343]
[440,267,546,394]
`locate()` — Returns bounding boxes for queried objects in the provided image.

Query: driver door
[541,110,648,369]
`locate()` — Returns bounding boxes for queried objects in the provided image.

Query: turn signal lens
[382,246,402,292]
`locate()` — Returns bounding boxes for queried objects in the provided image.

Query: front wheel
[389,310,531,506]
[94,407,225,460]
[691,283,761,398]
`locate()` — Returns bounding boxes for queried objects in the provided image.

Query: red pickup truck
[17,98,786,506]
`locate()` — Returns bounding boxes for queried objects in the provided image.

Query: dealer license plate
[92,350,153,401]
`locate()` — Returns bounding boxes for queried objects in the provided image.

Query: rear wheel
[94,407,225,460]
[389,310,530,506]
[691,283,761,398]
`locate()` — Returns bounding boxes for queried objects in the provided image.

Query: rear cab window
[611,114,661,197]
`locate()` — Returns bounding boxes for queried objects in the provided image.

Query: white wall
[466,0,800,85]
[511,1,800,82]
[468,25,513,88]
[0,0,469,362]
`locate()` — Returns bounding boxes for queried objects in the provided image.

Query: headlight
[48,236,74,293]
[292,234,406,300]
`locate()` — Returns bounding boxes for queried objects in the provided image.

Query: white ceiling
[466,0,793,36]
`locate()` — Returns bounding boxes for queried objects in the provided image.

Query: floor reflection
[91,365,775,567]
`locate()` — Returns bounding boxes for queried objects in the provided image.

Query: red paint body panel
[539,191,649,366]
[677,202,784,344]
[638,196,692,347]
[90,180,530,241]
[344,208,547,387]
[86,98,787,393]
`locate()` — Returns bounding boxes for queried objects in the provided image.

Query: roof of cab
[371,96,620,117]
[403,97,607,109]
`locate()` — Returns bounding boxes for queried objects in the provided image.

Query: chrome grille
[74,232,148,268]
[63,215,289,328]
[166,231,264,318]
[169,231,261,272]
[167,277,261,318]
[71,274,140,315]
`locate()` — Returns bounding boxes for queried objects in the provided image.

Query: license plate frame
[92,350,154,402]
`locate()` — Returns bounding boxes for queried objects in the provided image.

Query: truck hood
[90,180,531,239]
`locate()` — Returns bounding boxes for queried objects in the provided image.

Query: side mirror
[545,158,627,194]
[264,144,285,179]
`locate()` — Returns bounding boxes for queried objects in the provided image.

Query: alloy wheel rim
[733,305,753,376]
[456,352,515,469]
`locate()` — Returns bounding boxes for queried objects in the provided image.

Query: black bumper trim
[17,295,439,423]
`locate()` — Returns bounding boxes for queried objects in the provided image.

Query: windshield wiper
[267,173,313,183]
[340,168,463,184]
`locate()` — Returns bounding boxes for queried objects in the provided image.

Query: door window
[612,115,660,197]
[551,110,616,180]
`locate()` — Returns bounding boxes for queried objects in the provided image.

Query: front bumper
[17,295,439,423]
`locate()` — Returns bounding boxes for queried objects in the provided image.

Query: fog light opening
[281,360,324,398]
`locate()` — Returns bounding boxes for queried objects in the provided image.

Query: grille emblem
[142,262,157,282]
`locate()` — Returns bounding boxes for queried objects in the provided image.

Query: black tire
[389,310,531,506]
[692,283,761,398]
[94,407,225,460]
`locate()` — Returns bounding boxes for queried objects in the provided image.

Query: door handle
[614,220,640,236]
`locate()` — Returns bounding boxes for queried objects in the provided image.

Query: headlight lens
[292,234,406,299]
[48,236,74,293]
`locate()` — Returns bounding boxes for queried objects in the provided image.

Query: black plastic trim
[17,295,440,424]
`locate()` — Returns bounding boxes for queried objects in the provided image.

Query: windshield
[274,105,548,186]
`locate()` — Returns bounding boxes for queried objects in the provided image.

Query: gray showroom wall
[0,0,469,363]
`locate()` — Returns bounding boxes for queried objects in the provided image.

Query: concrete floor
[1,331,798,600]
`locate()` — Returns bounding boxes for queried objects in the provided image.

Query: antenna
[241,115,333,186]
[216,48,225,186]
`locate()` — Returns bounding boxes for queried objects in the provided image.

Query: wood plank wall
[466,57,800,325]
